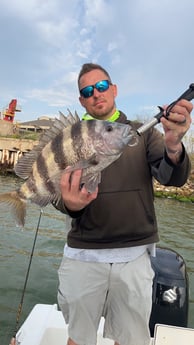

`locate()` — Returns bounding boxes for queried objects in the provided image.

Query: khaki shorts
[58,251,154,345]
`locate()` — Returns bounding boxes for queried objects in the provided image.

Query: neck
[82,109,120,122]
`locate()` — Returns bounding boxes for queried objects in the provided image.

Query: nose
[93,87,101,97]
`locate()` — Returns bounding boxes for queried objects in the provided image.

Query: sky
[0,0,194,125]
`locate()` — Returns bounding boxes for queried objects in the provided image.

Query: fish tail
[0,191,26,227]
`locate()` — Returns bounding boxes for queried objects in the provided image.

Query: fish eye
[106,124,113,132]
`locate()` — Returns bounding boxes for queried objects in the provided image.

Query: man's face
[79,69,117,120]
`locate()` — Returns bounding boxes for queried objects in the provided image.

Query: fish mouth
[102,128,138,157]
[127,130,139,147]
[123,127,139,147]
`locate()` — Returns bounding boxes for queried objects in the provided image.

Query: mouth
[94,99,105,106]
[127,130,139,147]
[123,125,131,137]
[122,126,138,146]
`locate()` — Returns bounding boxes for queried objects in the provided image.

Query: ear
[79,95,85,107]
[112,84,117,98]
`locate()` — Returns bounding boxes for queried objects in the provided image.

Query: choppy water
[0,175,194,344]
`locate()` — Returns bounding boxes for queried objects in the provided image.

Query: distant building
[18,116,55,132]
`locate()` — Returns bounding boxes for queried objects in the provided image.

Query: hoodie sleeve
[144,127,191,187]
[52,198,85,218]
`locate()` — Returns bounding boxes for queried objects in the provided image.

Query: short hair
[78,63,112,88]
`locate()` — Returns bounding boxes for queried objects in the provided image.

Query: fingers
[165,112,187,125]
[178,98,193,113]
[80,184,98,199]
[63,169,82,191]
[161,114,189,133]
[165,99,193,115]
[60,169,98,211]
[163,99,192,127]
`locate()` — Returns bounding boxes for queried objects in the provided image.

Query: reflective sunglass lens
[81,86,93,98]
[95,80,109,92]
[80,80,111,98]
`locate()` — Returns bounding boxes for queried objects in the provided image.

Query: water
[0,176,194,344]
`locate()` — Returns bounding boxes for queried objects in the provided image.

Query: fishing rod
[137,83,194,135]
[11,209,43,344]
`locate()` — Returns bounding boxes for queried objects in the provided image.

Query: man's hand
[161,99,193,163]
[60,169,98,212]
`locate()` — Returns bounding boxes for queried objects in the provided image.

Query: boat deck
[16,304,194,345]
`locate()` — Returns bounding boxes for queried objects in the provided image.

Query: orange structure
[2,99,21,122]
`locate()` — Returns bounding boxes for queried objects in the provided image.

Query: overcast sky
[0,0,194,125]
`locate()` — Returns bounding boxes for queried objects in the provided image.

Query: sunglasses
[80,80,112,98]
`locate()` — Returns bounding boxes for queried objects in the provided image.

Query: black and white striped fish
[0,111,137,226]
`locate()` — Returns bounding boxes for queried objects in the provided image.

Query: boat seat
[153,324,194,345]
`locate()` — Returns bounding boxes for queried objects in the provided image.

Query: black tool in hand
[137,83,194,135]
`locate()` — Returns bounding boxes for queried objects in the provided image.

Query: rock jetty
[154,170,194,202]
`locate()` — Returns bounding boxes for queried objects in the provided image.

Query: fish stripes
[0,111,137,226]
[36,152,56,195]
[71,121,84,159]
[51,131,68,170]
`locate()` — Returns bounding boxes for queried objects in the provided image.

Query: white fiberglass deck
[16,304,194,345]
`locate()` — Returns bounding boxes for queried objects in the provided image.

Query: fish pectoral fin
[0,191,26,227]
[65,154,100,173]
[81,173,101,193]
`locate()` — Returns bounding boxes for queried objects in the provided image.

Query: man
[55,63,193,345]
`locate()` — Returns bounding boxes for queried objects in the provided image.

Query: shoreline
[0,135,194,202]
[0,170,194,203]
[153,178,194,202]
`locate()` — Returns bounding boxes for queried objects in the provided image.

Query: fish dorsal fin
[59,110,80,126]
[14,110,80,179]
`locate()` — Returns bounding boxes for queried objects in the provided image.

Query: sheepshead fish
[0,112,137,226]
